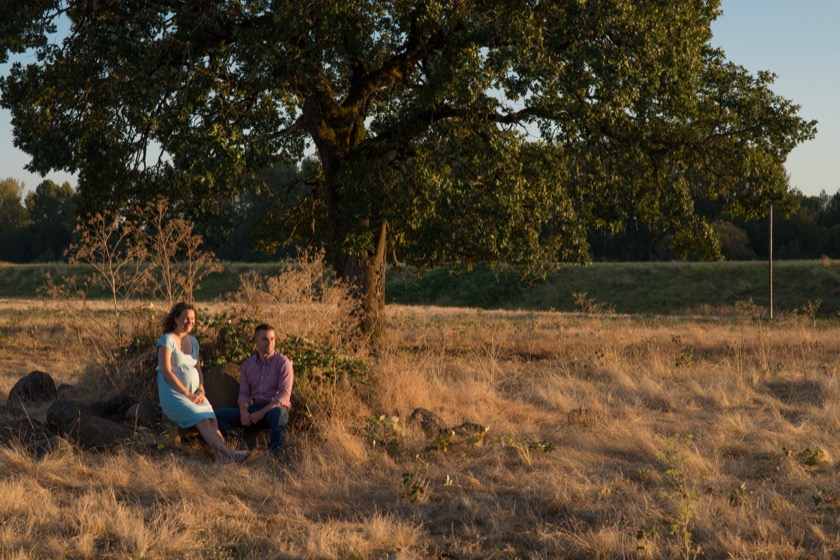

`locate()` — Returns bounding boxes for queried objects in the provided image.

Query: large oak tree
[0,0,816,334]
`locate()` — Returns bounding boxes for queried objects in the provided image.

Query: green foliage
[23,180,77,262]
[277,335,369,385]
[636,527,659,551]
[655,436,702,560]
[572,292,614,315]
[812,488,840,509]
[0,178,32,263]
[676,347,695,368]
[527,439,555,453]
[424,432,456,456]
[784,446,826,467]
[200,313,258,367]
[201,545,238,560]
[735,298,762,321]
[201,312,368,384]
[728,482,751,507]
[399,472,429,503]
[365,415,404,456]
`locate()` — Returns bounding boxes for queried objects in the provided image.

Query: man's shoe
[269,447,285,461]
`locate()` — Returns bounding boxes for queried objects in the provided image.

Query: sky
[1,1,838,197]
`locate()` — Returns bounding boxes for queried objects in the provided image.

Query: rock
[90,394,135,420]
[74,415,135,449]
[126,402,162,428]
[0,416,53,447]
[407,407,445,437]
[47,399,134,449]
[46,399,90,431]
[449,422,487,436]
[29,435,71,460]
[8,371,58,409]
[57,383,83,399]
[205,362,241,409]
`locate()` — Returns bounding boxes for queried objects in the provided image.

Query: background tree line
[3,169,840,265]
[588,189,840,262]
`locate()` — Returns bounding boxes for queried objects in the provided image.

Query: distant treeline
[3,173,840,264]
[589,193,840,262]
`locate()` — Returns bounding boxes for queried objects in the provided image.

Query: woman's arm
[195,343,206,403]
[158,341,203,404]
[158,345,190,396]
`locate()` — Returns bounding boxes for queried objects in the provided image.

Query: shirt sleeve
[156,334,177,352]
[271,356,294,409]
[238,358,253,405]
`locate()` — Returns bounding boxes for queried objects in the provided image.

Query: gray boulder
[126,402,163,428]
[47,399,134,449]
[8,371,58,409]
[407,407,445,437]
[90,394,135,420]
[205,362,241,409]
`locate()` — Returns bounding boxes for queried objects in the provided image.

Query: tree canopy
[0,0,816,332]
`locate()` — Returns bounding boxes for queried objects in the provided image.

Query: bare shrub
[44,203,220,396]
[572,291,615,315]
[230,248,361,349]
[66,211,152,346]
[139,197,222,305]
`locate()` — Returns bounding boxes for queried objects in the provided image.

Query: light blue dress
[157,333,216,428]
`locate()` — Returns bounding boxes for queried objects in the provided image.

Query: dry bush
[139,197,223,305]
[38,202,221,400]
[229,248,361,350]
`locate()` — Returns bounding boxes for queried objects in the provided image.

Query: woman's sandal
[218,449,249,465]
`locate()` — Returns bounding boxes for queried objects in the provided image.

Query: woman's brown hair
[163,302,197,334]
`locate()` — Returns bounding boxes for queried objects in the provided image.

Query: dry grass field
[2,295,840,559]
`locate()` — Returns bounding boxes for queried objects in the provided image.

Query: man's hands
[240,407,268,425]
[240,403,289,425]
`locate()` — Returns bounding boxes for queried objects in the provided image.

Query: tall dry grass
[2,294,840,558]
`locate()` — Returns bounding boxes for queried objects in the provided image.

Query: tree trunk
[301,94,386,341]
[332,221,388,343]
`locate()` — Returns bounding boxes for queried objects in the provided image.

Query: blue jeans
[216,402,288,450]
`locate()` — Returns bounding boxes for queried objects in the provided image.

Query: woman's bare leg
[195,418,233,458]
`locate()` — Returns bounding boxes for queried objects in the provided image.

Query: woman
[157,302,247,463]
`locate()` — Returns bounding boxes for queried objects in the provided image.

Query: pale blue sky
[1,1,836,197]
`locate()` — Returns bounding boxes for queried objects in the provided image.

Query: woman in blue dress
[157,302,247,463]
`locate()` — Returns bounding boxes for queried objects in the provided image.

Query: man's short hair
[254,323,275,337]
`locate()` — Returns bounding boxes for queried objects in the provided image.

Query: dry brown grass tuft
[3,302,840,558]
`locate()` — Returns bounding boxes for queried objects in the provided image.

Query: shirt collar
[256,350,276,364]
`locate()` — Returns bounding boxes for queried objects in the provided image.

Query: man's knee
[265,406,289,426]
[215,407,240,429]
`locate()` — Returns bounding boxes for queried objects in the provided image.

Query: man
[216,323,294,457]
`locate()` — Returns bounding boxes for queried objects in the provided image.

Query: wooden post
[768,205,773,320]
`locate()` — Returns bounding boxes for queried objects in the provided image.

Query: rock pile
[1,364,243,458]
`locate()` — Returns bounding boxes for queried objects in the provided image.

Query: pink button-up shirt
[238,352,294,409]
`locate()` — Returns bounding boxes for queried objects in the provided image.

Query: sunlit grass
[2,301,840,558]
